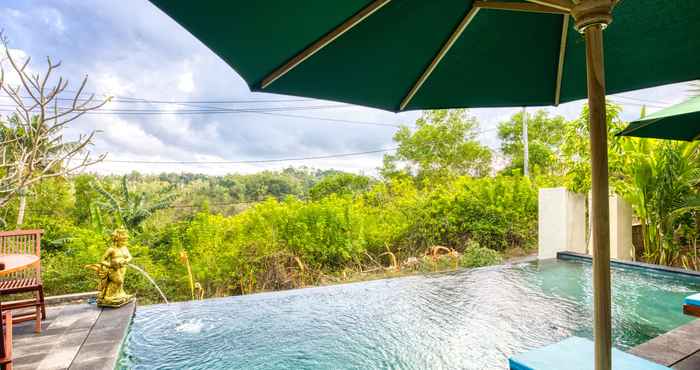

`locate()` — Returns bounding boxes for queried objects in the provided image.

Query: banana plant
[618,139,700,265]
[92,175,176,232]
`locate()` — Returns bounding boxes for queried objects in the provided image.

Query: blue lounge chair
[509,337,669,370]
[683,293,700,317]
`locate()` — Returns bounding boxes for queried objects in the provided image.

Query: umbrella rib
[399,7,480,111]
[472,1,568,15]
[554,14,570,106]
[524,0,574,12]
[260,0,391,89]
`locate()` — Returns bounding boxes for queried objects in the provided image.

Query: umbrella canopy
[618,96,700,141]
[149,1,700,112]
[149,1,700,369]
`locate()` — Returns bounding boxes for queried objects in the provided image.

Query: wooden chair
[0,230,45,333]
[0,309,12,370]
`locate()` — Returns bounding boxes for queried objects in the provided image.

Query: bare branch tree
[0,32,111,226]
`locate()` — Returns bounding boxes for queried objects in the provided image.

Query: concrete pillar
[588,194,634,261]
[538,188,587,259]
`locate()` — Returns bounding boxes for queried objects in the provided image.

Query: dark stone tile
[629,340,686,366]
[70,301,134,370]
[9,302,133,370]
[13,353,45,366]
[673,350,700,370]
[630,319,700,367]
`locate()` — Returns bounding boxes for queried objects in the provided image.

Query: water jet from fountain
[128,263,169,304]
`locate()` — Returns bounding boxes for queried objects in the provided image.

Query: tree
[497,109,567,176]
[240,171,303,201]
[381,109,492,181]
[309,173,371,200]
[72,174,99,226]
[93,176,176,232]
[0,34,109,225]
[560,103,627,194]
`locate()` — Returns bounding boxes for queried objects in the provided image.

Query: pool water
[119,259,700,369]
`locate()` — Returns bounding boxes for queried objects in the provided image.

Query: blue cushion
[509,337,670,370]
[684,293,700,307]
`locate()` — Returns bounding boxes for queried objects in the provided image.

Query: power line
[0,100,404,129]
[0,104,349,114]
[101,147,398,165]
[0,93,316,105]
[109,94,405,128]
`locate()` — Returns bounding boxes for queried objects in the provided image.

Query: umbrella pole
[584,23,612,370]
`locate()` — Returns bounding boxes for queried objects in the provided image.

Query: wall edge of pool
[113,300,137,370]
[557,251,700,279]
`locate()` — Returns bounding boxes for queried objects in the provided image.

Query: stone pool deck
[630,318,700,370]
[11,300,135,370]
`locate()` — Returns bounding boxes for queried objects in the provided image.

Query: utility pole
[522,107,529,177]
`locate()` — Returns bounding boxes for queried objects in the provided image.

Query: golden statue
[86,228,134,307]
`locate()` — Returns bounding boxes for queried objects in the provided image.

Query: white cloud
[38,7,65,34]
[0,48,33,87]
[177,71,195,93]
[93,73,132,98]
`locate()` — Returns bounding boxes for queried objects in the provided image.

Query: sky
[0,0,694,176]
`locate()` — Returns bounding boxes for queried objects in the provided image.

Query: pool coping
[557,251,700,279]
[69,300,136,369]
[629,319,700,369]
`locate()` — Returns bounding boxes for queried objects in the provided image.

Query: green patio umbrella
[149,1,700,368]
[618,96,700,141]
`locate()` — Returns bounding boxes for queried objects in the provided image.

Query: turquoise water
[119,259,700,369]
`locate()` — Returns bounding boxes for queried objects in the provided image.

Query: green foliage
[617,140,700,265]
[382,109,492,180]
[404,176,537,252]
[557,103,700,267]
[561,103,627,194]
[93,175,176,232]
[460,242,503,268]
[498,109,567,176]
[73,174,99,226]
[3,168,540,302]
[240,171,303,201]
[309,173,371,200]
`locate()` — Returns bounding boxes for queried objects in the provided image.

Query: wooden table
[0,254,40,276]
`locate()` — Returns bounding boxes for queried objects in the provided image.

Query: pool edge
[557,251,700,279]
[67,300,136,370]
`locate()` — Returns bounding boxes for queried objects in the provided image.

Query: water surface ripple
[119,259,699,369]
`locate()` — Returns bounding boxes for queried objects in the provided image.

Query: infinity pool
[118,258,699,369]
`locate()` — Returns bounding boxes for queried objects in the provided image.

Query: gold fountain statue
[86,228,134,307]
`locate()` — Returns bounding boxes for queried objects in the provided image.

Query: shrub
[460,242,503,268]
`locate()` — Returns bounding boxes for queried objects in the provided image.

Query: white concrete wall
[587,194,635,261]
[611,195,635,260]
[538,188,587,259]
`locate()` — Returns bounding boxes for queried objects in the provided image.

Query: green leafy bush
[460,242,503,268]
